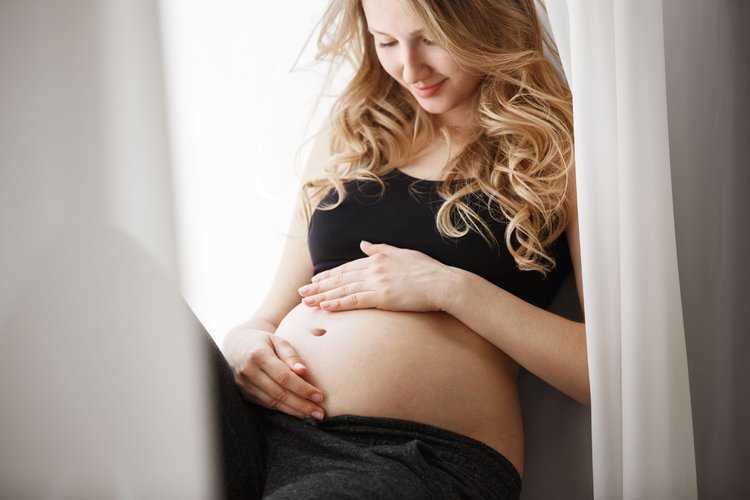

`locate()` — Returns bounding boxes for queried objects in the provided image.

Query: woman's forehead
[361,0,424,37]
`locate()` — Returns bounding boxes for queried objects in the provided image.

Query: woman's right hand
[223,326,325,420]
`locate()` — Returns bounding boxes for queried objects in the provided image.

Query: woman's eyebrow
[368,28,424,37]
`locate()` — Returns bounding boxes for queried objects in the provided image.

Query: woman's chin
[415,100,449,115]
[413,98,470,125]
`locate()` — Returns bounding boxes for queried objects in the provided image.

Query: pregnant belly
[274,302,525,474]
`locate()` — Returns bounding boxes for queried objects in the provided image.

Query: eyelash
[376,39,435,48]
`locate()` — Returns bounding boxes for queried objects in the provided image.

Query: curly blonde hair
[298,0,574,275]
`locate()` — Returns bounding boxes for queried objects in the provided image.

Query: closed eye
[376,39,436,48]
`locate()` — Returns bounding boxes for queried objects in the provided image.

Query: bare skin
[272,302,526,474]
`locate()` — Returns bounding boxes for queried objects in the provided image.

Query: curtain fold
[545,1,698,498]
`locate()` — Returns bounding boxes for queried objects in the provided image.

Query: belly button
[310,328,327,337]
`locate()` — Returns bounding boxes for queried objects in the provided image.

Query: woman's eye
[375,38,435,48]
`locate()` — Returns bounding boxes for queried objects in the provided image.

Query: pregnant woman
[212,0,588,498]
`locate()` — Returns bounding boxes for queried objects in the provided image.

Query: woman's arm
[227,119,335,339]
[440,268,588,405]
[222,123,334,418]
[442,166,588,405]
[232,124,334,336]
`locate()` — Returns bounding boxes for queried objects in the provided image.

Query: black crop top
[308,169,573,309]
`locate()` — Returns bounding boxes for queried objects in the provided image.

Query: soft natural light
[159,1,332,346]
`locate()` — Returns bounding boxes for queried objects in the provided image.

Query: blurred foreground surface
[0,1,216,497]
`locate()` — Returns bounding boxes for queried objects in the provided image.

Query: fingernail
[311,411,324,420]
[311,393,323,403]
[303,297,315,304]
[298,285,310,294]
[294,363,306,370]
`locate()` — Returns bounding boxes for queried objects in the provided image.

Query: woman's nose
[401,48,430,84]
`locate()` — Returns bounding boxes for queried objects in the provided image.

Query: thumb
[269,335,307,373]
[360,240,395,255]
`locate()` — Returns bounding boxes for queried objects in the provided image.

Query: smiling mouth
[412,79,446,98]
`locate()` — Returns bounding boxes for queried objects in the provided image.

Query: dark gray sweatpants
[206,329,522,500]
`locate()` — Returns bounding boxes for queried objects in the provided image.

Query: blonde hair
[299,0,574,275]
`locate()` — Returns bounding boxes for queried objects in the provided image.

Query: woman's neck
[402,133,476,181]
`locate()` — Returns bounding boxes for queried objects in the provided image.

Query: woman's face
[361,0,481,128]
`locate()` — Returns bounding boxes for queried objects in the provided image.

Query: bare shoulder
[302,121,334,183]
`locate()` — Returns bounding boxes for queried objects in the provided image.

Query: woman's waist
[273,303,524,467]
[278,301,512,351]
[274,303,519,387]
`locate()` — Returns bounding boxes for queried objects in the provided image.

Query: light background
[159,0,332,346]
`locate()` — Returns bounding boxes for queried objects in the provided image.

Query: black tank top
[308,169,572,309]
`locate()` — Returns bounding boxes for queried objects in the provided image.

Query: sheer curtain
[544,0,749,498]
[545,1,697,498]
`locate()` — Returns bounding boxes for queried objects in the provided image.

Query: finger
[302,281,368,307]
[320,291,379,311]
[260,345,325,403]
[240,374,325,419]
[242,341,324,403]
[244,374,323,418]
[269,334,309,372]
[360,240,399,255]
[310,258,370,283]
[304,269,369,296]
[236,379,305,417]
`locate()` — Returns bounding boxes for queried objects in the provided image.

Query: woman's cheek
[377,57,400,82]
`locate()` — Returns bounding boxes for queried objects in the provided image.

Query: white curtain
[545,0,698,498]
[542,0,749,498]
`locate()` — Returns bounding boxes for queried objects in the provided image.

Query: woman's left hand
[298,240,455,313]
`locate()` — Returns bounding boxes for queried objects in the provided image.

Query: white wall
[160,0,331,346]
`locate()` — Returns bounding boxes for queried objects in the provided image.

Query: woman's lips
[413,79,446,98]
